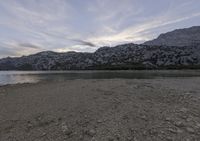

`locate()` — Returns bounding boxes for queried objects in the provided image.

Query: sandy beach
[0,78,200,141]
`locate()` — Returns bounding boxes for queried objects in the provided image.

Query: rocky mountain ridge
[1,26,200,70]
[144,26,200,47]
[0,43,200,70]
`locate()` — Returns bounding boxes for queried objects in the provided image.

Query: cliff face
[144,26,200,47]
[0,44,200,70]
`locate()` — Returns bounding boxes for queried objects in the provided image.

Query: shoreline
[1,69,200,86]
[0,78,200,140]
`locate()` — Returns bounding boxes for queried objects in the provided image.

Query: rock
[179,108,188,113]
[195,122,200,128]
[141,115,147,121]
[127,136,132,141]
[107,136,115,141]
[89,129,96,136]
[165,117,171,122]
[186,127,195,134]
[185,138,192,141]
[166,136,174,141]
[61,123,72,135]
[186,117,193,122]
[97,120,103,123]
[168,128,178,134]
[91,137,97,141]
[115,133,120,140]
[41,132,46,137]
[85,129,96,137]
[144,26,200,47]
[79,134,84,140]
[174,121,184,127]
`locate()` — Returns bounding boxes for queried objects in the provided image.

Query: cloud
[17,43,42,49]
[41,31,96,47]
[0,40,44,58]
[71,39,96,47]
[0,47,19,58]
[86,1,200,46]
[0,0,200,57]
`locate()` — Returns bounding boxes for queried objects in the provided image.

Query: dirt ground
[0,78,200,141]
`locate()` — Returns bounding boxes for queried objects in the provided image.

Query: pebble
[166,136,173,141]
[79,134,84,140]
[141,115,147,121]
[127,136,133,141]
[115,133,120,140]
[27,121,33,128]
[41,132,46,137]
[87,129,96,137]
[165,117,171,121]
[179,108,188,113]
[174,121,184,127]
[186,127,195,134]
[107,136,115,141]
[168,128,177,134]
[186,117,193,122]
[61,123,72,135]
[97,120,102,123]
[91,137,97,141]
[195,122,200,128]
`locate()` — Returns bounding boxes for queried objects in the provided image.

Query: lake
[0,70,200,85]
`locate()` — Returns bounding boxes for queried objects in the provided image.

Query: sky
[0,0,200,58]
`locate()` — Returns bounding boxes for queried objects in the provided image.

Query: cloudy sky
[0,0,200,58]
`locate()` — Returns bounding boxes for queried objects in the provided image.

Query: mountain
[144,26,200,47]
[0,43,200,70]
[1,26,200,70]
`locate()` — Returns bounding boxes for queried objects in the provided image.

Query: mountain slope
[144,26,200,46]
[0,44,200,70]
[1,26,200,70]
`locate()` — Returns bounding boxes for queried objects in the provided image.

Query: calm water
[0,70,200,85]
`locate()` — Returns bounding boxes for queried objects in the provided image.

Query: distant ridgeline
[1,26,200,70]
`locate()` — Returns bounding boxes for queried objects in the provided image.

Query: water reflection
[0,70,200,85]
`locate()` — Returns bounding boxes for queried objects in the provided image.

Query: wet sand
[0,78,200,141]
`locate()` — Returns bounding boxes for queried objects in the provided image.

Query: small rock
[115,133,120,140]
[174,121,184,127]
[186,127,195,134]
[186,117,193,122]
[79,134,84,140]
[107,136,115,141]
[166,136,173,141]
[165,117,171,121]
[195,122,200,128]
[168,128,177,134]
[87,129,96,137]
[61,123,72,135]
[133,137,138,141]
[91,137,97,141]
[41,132,46,137]
[127,136,132,141]
[27,121,33,128]
[97,120,102,123]
[177,128,183,133]
[179,108,188,113]
[141,115,147,121]
[185,138,192,141]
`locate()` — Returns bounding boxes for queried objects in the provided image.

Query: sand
[0,78,200,141]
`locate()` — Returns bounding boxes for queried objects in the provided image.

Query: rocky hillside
[1,26,200,70]
[0,43,200,70]
[144,26,200,47]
